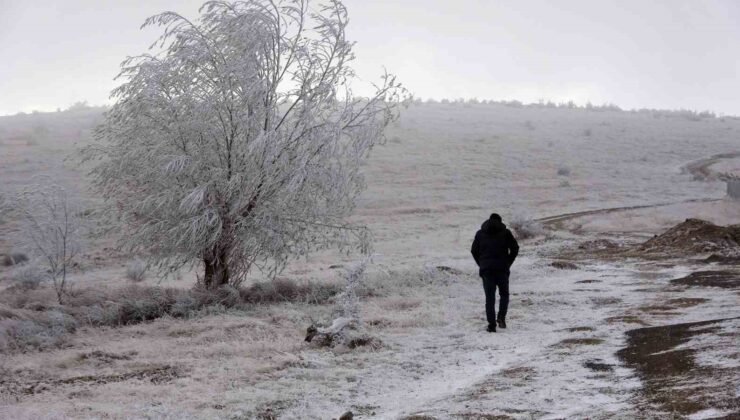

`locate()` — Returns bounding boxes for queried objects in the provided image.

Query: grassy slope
[0,103,739,418]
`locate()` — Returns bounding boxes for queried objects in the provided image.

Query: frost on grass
[8,264,46,290]
[125,260,148,283]
[0,274,348,353]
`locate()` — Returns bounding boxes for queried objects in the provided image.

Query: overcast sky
[1,0,739,116]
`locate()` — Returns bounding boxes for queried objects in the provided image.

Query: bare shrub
[125,260,148,282]
[510,216,544,240]
[9,264,46,290]
[559,179,571,187]
[17,183,86,303]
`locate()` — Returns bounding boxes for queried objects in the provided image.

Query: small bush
[192,284,242,308]
[1,253,29,267]
[242,278,341,305]
[0,277,346,353]
[9,264,46,289]
[0,309,77,351]
[84,304,120,326]
[510,216,544,240]
[559,179,571,187]
[125,260,148,282]
[557,166,571,176]
[170,295,200,318]
[115,286,181,325]
[582,128,592,136]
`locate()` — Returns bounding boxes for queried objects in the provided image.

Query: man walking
[471,213,519,332]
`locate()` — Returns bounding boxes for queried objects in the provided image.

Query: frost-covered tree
[86,0,408,288]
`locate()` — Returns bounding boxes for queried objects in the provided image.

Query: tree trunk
[203,247,230,288]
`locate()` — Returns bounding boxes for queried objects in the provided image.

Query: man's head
[489,213,502,222]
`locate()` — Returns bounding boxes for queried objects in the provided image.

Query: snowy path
[263,244,737,419]
[366,257,648,419]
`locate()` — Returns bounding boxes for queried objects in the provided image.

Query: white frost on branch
[84,0,410,287]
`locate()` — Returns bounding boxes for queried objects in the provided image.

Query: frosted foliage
[86,1,408,287]
[337,258,368,322]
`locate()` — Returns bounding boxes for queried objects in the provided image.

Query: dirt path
[537,150,739,231]
[537,198,719,230]
[681,151,740,181]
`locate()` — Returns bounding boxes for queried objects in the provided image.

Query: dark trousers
[481,270,509,325]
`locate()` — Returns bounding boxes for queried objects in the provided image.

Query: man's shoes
[497,319,507,329]
[487,324,496,333]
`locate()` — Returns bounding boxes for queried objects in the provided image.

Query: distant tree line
[409,97,734,121]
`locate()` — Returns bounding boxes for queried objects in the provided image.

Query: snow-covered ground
[1,103,739,419]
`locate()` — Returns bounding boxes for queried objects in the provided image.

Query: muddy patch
[458,366,536,401]
[564,326,594,332]
[583,360,614,372]
[670,271,740,289]
[604,315,648,326]
[590,297,622,305]
[638,304,679,314]
[552,338,604,347]
[617,317,740,417]
[665,297,709,308]
[702,254,740,265]
[551,261,579,270]
[452,414,514,420]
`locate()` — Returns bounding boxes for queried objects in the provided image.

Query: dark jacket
[471,219,519,275]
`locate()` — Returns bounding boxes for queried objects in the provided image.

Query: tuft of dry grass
[0,276,345,353]
[124,260,147,282]
[7,264,46,290]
